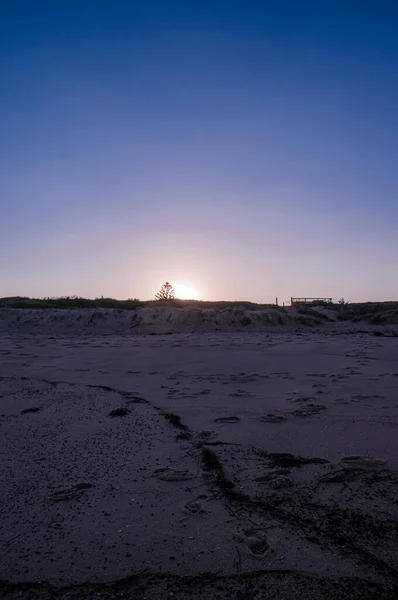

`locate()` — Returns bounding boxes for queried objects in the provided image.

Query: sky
[1,0,398,302]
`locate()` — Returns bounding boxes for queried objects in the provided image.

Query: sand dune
[0,305,365,336]
[0,306,302,335]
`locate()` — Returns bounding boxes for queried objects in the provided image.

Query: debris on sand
[21,407,41,414]
[108,407,131,417]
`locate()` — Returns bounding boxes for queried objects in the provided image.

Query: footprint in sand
[196,430,217,441]
[48,483,93,502]
[306,373,329,378]
[289,396,317,404]
[241,528,269,555]
[290,404,327,417]
[258,414,287,423]
[214,416,240,423]
[271,372,295,380]
[191,389,211,396]
[184,495,209,515]
[156,467,195,481]
[351,394,385,400]
[231,374,262,384]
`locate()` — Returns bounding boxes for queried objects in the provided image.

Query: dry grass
[0,296,282,311]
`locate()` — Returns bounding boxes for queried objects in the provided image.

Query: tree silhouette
[154,282,175,300]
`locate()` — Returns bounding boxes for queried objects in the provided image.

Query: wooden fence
[291,297,332,306]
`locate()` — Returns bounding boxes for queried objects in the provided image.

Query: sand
[0,305,338,335]
[0,311,397,599]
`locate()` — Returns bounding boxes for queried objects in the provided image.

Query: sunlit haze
[1,1,398,302]
[172,282,202,301]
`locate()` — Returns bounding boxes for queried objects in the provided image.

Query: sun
[172,282,202,300]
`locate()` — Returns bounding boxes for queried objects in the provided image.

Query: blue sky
[1,0,397,301]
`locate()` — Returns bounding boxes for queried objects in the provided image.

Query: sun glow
[173,282,202,300]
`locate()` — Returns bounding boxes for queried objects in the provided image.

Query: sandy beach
[4,0,398,597]
[1,309,397,599]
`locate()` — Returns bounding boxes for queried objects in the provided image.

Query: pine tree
[154,282,175,300]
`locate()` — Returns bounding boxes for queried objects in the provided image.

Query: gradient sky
[1,1,398,302]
